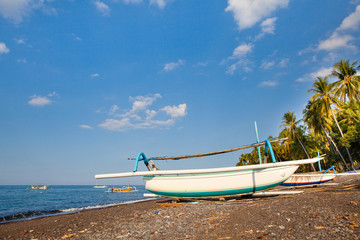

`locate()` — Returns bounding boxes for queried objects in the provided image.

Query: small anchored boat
[106,182,138,193]
[93,180,107,188]
[28,185,50,190]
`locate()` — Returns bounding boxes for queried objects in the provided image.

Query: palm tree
[303,100,350,171]
[331,59,360,103]
[338,100,360,125]
[307,76,355,170]
[280,111,316,171]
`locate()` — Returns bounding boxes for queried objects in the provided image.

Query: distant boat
[106,185,138,193]
[93,180,107,188]
[95,138,322,198]
[28,185,50,190]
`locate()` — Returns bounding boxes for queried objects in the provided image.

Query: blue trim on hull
[280,179,332,186]
[146,181,285,197]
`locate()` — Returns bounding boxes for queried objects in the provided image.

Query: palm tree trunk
[322,126,351,171]
[295,134,316,172]
[330,108,356,170]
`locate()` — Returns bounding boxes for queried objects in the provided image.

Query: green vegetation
[237,59,360,172]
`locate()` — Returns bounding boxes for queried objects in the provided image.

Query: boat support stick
[133,152,148,172]
[317,151,322,171]
[254,121,262,164]
[264,139,276,163]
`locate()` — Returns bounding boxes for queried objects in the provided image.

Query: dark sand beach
[1,174,359,240]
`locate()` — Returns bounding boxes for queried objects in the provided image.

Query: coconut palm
[308,76,355,170]
[280,111,316,171]
[338,100,360,125]
[303,100,350,171]
[331,59,360,103]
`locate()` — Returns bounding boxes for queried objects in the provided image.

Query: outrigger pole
[130,137,288,172]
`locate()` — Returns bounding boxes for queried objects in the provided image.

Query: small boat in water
[28,185,50,190]
[106,185,138,193]
[93,180,107,188]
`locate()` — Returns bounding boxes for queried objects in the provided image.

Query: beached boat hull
[281,173,336,186]
[143,165,299,197]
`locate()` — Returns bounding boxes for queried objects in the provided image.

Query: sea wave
[60,198,158,213]
[0,198,158,224]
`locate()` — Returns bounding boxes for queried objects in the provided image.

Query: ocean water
[0,185,153,223]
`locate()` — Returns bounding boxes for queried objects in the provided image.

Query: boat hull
[281,173,336,186]
[143,165,298,197]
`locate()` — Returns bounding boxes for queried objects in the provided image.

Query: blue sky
[1,0,359,185]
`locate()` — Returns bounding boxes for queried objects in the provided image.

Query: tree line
[237,59,360,173]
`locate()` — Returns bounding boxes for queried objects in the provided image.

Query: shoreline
[0,175,359,239]
[0,197,161,224]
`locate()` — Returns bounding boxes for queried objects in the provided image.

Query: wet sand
[0,174,359,239]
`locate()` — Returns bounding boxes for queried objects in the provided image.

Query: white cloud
[94,1,110,16]
[318,32,355,51]
[91,73,100,77]
[337,5,360,31]
[123,0,143,4]
[99,94,187,132]
[14,38,25,44]
[295,67,333,82]
[79,125,93,129]
[0,42,10,54]
[0,0,55,24]
[317,5,360,52]
[232,43,253,59]
[260,60,275,70]
[260,58,289,70]
[129,93,161,113]
[17,58,27,63]
[259,80,278,87]
[226,43,253,75]
[261,17,277,34]
[73,35,82,41]
[99,118,132,132]
[161,103,187,118]
[225,0,288,31]
[163,59,184,72]
[109,105,119,115]
[279,58,289,68]
[309,67,333,79]
[150,0,167,9]
[28,91,57,106]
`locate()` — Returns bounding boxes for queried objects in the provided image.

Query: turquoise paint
[264,139,276,163]
[146,181,285,197]
[133,152,147,172]
[254,121,262,164]
[317,151,322,171]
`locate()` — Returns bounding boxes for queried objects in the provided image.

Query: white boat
[93,185,107,188]
[280,157,337,187]
[281,172,336,186]
[95,138,323,197]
